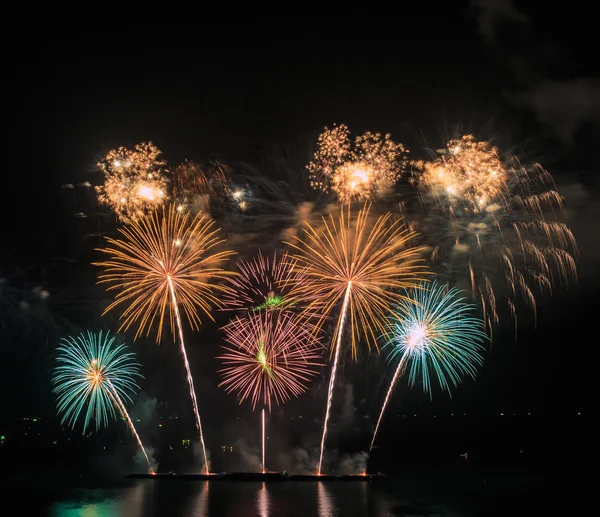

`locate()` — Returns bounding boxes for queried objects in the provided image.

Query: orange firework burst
[94,206,236,341]
[307,124,408,203]
[219,310,323,410]
[286,202,428,474]
[286,203,428,358]
[94,205,236,474]
[419,135,508,212]
[95,142,169,222]
[413,135,577,332]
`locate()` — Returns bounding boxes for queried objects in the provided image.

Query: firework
[286,203,427,474]
[219,311,322,410]
[94,206,235,341]
[219,310,322,473]
[369,282,487,451]
[230,185,251,212]
[420,136,508,212]
[262,408,265,473]
[94,206,236,474]
[307,124,408,203]
[223,250,299,312]
[413,135,577,332]
[170,159,231,215]
[95,142,169,222]
[53,331,153,471]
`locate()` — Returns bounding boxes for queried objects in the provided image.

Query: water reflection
[49,489,121,517]
[257,482,270,517]
[376,494,397,517]
[121,482,148,517]
[188,480,209,517]
[317,481,337,517]
[41,475,497,516]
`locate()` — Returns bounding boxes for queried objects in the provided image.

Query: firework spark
[95,142,169,222]
[286,203,427,474]
[219,310,323,410]
[223,250,300,312]
[413,135,577,332]
[230,186,251,212]
[369,282,486,451]
[307,124,408,203]
[53,331,153,471]
[94,206,236,474]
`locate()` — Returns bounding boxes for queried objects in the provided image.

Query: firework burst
[286,203,428,474]
[52,331,153,470]
[53,331,141,432]
[223,250,300,312]
[95,142,169,222]
[412,135,577,332]
[370,281,486,451]
[94,206,235,341]
[386,282,486,393]
[219,310,323,410]
[307,124,408,203]
[287,203,427,357]
[94,205,236,474]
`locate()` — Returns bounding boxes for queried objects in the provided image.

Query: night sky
[1,7,596,472]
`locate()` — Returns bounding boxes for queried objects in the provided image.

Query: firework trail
[286,203,427,474]
[411,135,577,333]
[369,282,486,452]
[95,142,169,222]
[52,331,153,472]
[262,408,265,473]
[223,250,300,312]
[94,206,236,474]
[108,378,153,470]
[307,124,408,203]
[219,310,323,472]
[318,284,350,475]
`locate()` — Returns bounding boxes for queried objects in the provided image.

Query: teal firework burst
[385,281,487,395]
[53,331,142,434]
[370,281,487,451]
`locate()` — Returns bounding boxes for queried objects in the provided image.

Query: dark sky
[1,6,597,459]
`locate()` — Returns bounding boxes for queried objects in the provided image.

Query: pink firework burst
[218,310,323,410]
[223,250,300,312]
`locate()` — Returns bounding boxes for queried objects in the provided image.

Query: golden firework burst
[94,206,236,341]
[286,203,429,358]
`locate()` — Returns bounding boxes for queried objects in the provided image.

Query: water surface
[19,469,542,516]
